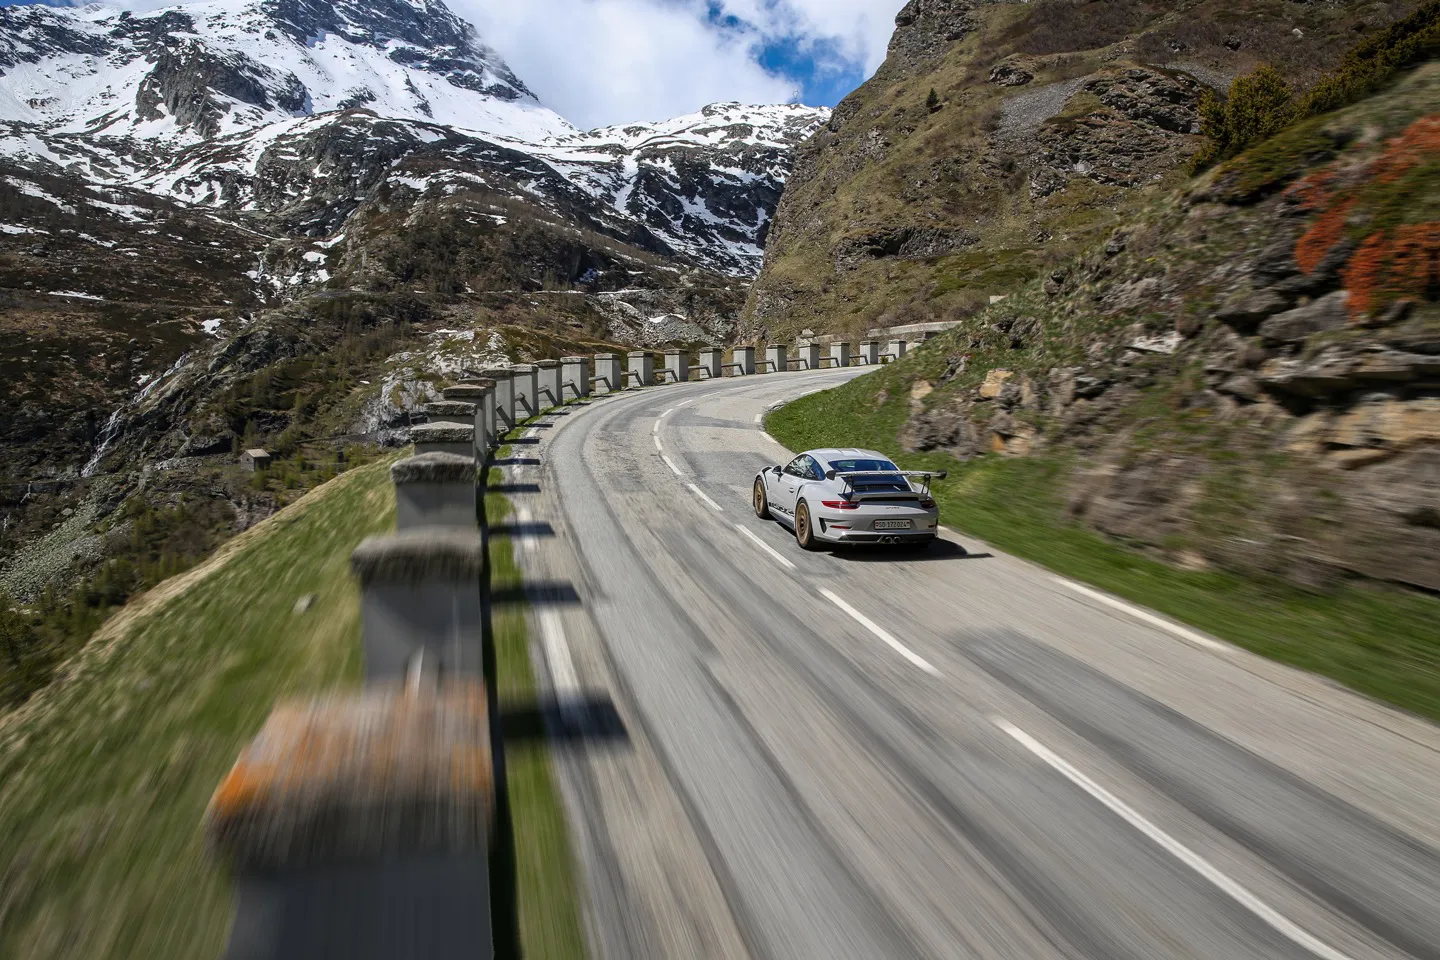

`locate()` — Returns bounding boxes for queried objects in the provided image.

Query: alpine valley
[0,0,825,601]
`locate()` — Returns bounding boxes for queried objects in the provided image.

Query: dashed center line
[735,524,796,570]
[686,483,723,512]
[661,454,682,476]
[993,719,1355,960]
[817,588,940,676]
[1055,579,1225,652]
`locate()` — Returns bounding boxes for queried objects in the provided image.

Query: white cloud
[458,0,908,129]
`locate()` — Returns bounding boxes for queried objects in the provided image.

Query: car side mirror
[824,469,836,480]
[772,465,782,475]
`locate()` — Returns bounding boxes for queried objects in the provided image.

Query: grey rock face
[1258,291,1350,344]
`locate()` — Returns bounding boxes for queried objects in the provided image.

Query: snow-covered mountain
[0,0,828,273]
[0,0,572,142]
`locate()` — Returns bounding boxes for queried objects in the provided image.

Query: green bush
[1195,3,1440,170]
[1193,66,1296,170]
[1301,1,1440,116]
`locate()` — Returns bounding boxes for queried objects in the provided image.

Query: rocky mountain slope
[745,0,1426,341]
[0,0,823,610]
[768,1,1439,594]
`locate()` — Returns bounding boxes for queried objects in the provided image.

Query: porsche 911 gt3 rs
[752,448,945,550]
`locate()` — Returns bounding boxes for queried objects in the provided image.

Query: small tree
[926,88,941,113]
[1193,65,1295,169]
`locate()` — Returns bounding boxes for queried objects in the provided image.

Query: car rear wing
[824,469,948,496]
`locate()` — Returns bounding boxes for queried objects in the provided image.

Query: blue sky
[4,0,906,127]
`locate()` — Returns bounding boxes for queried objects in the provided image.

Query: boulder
[1215,288,1293,330]
[978,368,1015,399]
[1257,291,1349,344]
[990,61,1033,86]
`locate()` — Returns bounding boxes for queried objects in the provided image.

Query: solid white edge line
[735,524,796,570]
[652,421,660,434]
[1055,578,1226,652]
[754,413,763,424]
[993,719,1355,960]
[515,504,538,552]
[661,455,682,476]
[760,431,785,447]
[687,483,724,512]
[539,609,582,724]
[653,434,663,452]
[817,588,941,676]
[661,407,675,418]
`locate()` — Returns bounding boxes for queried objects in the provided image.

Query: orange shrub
[1295,198,1355,273]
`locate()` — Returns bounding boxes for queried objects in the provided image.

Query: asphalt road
[506,368,1440,960]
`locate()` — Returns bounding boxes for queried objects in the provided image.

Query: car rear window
[827,458,899,473]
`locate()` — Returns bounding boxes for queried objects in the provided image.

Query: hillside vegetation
[766,2,1439,711]
[746,0,1428,341]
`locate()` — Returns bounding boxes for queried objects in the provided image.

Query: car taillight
[821,500,860,510]
[919,498,937,509]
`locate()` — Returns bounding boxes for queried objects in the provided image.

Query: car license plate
[874,520,913,530]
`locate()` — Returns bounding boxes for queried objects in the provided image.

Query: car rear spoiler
[824,469,948,495]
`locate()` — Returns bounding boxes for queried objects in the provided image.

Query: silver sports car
[752,447,945,550]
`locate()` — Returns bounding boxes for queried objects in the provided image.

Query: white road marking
[661,455,683,476]
[1055,579,1226,652]
[736,524,796,570]
[661,407,676,418]
[754,413,763,424]
[653,434,663,452]
[760,431,786,448]
[653,421,660,434]
[993,719,1355,960]
[687,483,723,512]
[514,505,538,552]
[540,608,583,725]
[817,588,941,676]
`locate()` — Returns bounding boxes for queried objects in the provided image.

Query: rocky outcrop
[743,0,1423,343]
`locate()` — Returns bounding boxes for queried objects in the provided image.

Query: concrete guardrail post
[510,364,539,420]
[626,350,654,388]
[592,353,621,395]
[663,349,690,383]
[829,341,851,368]
[885,339,908,363]
[424,400,476,426]
[442,380,495,457]
[562,356,592,400]
[697,347,723,379]
[732,345,755,376]
[410,422,476,460]
[764,343,787,374]
[391,453,478,531]
[480,367,516,433]
[795,343,820,370]
[859,340,880,365]
[351,528,486,684]
[535,360,561,410]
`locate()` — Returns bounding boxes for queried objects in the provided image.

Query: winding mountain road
[506,368,1440,960]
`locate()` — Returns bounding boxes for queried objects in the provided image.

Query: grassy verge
[485,448,587,960]
[0,457,398,960]
[769,381,1440,722]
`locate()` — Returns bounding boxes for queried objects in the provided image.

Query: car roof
[804,448,894,466]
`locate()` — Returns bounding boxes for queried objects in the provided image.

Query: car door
[774,455,808,516]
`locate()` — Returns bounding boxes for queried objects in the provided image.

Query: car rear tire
[753,478,772,520]
[795,500,819,551]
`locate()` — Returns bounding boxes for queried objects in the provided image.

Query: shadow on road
[834,540,992,563]
[489,520,556,539]
[488,482,542,495]
[492,457,541,467]
[498,694,630,747]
